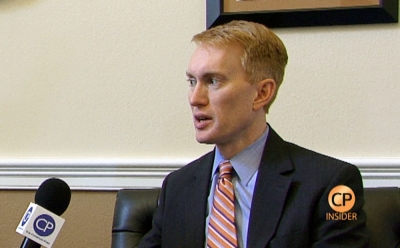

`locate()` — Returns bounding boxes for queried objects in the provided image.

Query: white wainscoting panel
[0,158,398,190]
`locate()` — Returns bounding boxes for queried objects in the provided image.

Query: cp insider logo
[326,185,357,220]
[34,214,56,236]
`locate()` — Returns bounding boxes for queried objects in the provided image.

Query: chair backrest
[111,187,400,248]
[111,188,160,248]
[363,187,400,248]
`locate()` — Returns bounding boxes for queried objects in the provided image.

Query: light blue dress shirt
[205,126,269,248]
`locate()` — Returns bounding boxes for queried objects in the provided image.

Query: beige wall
[0,190,116,247]
[0,1,398,160]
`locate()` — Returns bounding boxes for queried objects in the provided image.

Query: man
[139,20,369,247]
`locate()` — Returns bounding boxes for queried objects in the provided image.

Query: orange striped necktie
[207,160,238,248]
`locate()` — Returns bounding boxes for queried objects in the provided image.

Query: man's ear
[253,78,276,111]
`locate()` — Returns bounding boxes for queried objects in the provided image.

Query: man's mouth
[196,116,209,122]
[194,114,212,128]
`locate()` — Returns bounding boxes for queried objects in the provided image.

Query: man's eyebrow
[186,71,226,79]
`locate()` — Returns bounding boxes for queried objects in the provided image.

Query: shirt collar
[212,125,269,185]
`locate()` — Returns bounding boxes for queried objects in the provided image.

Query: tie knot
[219,161,233,180]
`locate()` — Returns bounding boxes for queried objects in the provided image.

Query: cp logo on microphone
[34,214,56,236]
[21,207,33,227]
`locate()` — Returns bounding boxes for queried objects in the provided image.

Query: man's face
[186,43,262,153]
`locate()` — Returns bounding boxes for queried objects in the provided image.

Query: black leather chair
[112,188,160,248]
[111,187,400,248]
[363,188,400,247]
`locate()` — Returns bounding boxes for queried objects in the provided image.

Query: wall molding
[0,157,399,190]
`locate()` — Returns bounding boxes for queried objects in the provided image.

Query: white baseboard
[0,158,398,190]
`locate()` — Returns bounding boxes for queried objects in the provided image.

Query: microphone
[16,178,71,248]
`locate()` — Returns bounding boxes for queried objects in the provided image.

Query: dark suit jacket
[139,127,369,248]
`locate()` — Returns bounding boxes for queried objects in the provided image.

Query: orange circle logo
[328,185,355,212]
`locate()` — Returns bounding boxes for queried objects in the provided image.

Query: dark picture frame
[206,0,399,28]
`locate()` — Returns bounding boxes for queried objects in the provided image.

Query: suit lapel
[180,151,214,247]
[247,128,294,248]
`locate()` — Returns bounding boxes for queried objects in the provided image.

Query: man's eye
[210,79,218,85]
[187,78,196,86]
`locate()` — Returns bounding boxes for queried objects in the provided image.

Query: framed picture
[206,0,399,28]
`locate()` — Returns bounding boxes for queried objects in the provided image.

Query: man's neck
[217,123,268,159]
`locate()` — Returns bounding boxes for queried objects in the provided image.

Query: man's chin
[195,135,214,145]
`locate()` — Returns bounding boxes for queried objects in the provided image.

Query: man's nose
[189,83,208,106]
